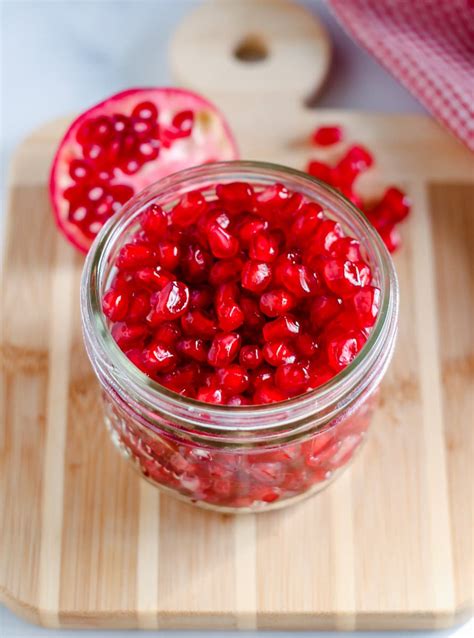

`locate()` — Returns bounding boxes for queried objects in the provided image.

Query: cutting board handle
[170,0,331,108]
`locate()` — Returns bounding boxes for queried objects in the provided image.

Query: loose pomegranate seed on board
[103,181,380,406]
[311,125,344,146]
[306,127,411,252]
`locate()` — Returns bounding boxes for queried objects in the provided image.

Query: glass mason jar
[81,161,399,513]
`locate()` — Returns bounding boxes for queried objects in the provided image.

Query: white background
[0,1,471,636]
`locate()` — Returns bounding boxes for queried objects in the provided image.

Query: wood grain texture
[1,0,473,629]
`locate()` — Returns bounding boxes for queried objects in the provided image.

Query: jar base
[105,415,365,514]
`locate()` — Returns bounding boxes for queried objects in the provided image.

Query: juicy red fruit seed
[216,182,254,207]
[249,230,280,262]
[326,330,365,372]
[239,345,263,369]
[102,289,130,321]
[171,190,207,227]
[263,315,300,341]
[311,125,343,146]
[275,363,309,395]
[241,260,272,293]
[207,333,241,367]
[323,259,371,297]
[260,289,296,317]
[141,342,177,373]
[140,204,167,239]
[207,223,239,258]
[216,365,249,394]
[147,281,190,323]
[263,341,297,366]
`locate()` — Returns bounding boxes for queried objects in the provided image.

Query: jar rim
[81,160,398,440]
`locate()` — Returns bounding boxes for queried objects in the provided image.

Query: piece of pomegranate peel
[49,87,238,253]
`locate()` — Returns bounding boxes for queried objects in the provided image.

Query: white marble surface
[0,1,471,636]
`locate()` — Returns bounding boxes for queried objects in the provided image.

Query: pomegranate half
[49,87,238,253]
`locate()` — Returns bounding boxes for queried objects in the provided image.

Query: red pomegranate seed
[181,309,217,337]
[241,260,272,293]
[262,341,297,366]
[263,315,300,341]
[216,298,244,331]
[116,243,157,269]
[141,342,177,373]
[209,257,244,286]
[156,239,181,271]
[310,219,343,255]
[182,244,213,283]
[349,285,381,328]
[289,203,323,245]
[140,203,167,239]
[189,285,214,309]
[295,332,319,357]
[102,289,130,321]
[283,262,320,297]
[311,295,342,327]
[379,186,411,222]
[306,360,334,389]
[249,230,280,262]
[111,322,149,349]
[323,259,371,297]
[207,223,239,258]
[171,110,194,137]
[147,281,190,324]
[379,224,401,253]
[216,365,249,394]
[251,366,273,388]
[326,328,366,372]
[171,190,207,227]
[260,289,296,317]
[127,291,150,321]
[253,382,287,404]
[281,192,306,218]
[275,362,309,395]
[207,332,241,367]
[240,296,265,329]
[343,145,374,171]
[306,160,332,183]
[154,321,181,345]
[236,215,268,248]
[311,125,343,146]
[132,100,158,121]
[216,182,254,207]
[196,386,225,404]
[255,183,290,212]
[331,237,362,262]
[239,345,263,369]
[134,265,175,290]
[176,338,208,363]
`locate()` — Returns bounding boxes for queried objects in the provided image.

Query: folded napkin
[330,0,474,152]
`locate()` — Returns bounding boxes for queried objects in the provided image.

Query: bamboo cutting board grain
[1,0,473,630]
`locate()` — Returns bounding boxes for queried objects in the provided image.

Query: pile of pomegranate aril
[307,125,411,253]
[64,102,194,243]
[103,181,381,406]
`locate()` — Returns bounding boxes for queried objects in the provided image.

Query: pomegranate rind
[49,87,239,253]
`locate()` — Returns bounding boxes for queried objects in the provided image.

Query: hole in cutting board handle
[234,34,269,62]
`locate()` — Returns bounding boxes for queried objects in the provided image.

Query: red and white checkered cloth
[329,0,474,152]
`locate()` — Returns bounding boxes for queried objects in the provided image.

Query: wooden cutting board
[1,0,473,630]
